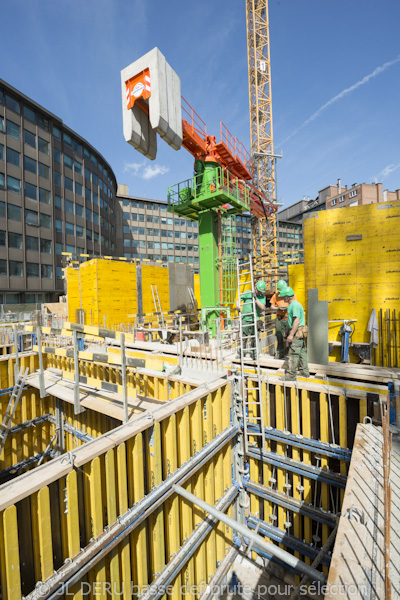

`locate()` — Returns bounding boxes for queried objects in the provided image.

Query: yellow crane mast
[245,0,279,285]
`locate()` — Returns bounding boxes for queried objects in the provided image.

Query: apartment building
[326,180,400,209]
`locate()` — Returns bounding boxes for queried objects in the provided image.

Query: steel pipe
[172,485,326,583]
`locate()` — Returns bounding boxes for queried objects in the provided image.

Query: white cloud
[374,162,400,181]
[142,164,170,180]
[123,161,169,180]
[280,54,400,146]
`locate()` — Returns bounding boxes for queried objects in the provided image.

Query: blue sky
[2,0,400,207]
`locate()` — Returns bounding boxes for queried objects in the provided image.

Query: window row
[122,252,200,264]
[0,259,53,278]
[0,200,51,227]
[123,240,199,251]
[0,92,49,130]
[0,231,52,252]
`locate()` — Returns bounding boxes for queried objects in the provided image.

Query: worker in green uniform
[236,280,268,360]
[281,286,310,380]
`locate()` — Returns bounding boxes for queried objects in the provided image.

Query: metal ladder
[0,366,29,457]
[188,287,198,312]
[236,257,266,453]
[151,284,165,328]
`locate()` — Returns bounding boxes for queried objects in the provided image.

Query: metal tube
[140,486,238,600]
[13,323,19,380]
[380,308,384,366]
[172,485,326,583]
[120,333,128,424]
[289,524,338,600]
[36,327,46,398]
[199,546,238,600]
[73,330,80,415]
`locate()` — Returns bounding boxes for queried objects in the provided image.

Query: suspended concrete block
[121,47,183,160]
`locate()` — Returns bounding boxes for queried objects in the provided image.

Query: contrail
[279,55,400,146]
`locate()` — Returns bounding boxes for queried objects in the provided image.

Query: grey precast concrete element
[121,47,183,160]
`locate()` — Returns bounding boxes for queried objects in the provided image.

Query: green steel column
[198,210,220,322]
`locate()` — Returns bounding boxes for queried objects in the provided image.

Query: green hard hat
[277,280,287,292]
[281,286,295,297]
[256,280,267,292]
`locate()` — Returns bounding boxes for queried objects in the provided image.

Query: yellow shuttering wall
[296,200,400,363]
[141,264,169,314]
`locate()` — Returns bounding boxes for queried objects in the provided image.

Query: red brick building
[326,180,400,210]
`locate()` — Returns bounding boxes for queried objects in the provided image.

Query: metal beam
[172,484,326,583]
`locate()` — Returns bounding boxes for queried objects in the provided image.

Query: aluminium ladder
[188,287,198,312]
[236,257,266,453]
[0,366,29,457]
[151,284,165,328]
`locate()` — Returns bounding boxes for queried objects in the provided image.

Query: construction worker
[236,280,268,360]
[280,286,310,380]
[270,279,297,359]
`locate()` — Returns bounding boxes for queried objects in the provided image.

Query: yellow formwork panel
[303,199,400,362]
[194,273,201,308]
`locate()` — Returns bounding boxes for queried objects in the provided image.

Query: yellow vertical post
[247,379,259,520]
[221,384,233,547]
[30,492,41,581]
[3,505,21,599]
[203,394,216,584]
[59,478,69,560]
[0,510,8,600]
[147,423,165,580]
[38,487,54,581]
[262,379,271,521]
[90,457,106,598]
[190,399,207,594]
[359,396,367,423]
[213,388,225,564]
[275,384,286,539]
[131,433,148,593]
[117,443,132,600]
[177,407,195,598]
[319,393,329,578]
[301,389,312,563]
[105,449,121,598]
[162,415,181,599]
[291,387,302,578]
[66,470,83,600]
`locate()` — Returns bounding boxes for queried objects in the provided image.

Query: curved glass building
[0,79,117,304]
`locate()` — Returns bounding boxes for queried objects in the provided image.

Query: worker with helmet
[280,286,310,380]
[236,279,269,361]
[270,279,297,359]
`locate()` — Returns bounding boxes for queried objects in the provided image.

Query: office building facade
[0,80,118,304]
[116,186,253,272]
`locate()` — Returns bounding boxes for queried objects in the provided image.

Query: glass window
[8,232,22,249]
[93,213,99,224]
[53,125,61,140]
[40,213,51,228]
[73,140,82,154]
[75,182,83,196]
[26,235,39,251]
[55,219,63,233]
[55,195,62,210]
[24,155,37,174]
[64,176,73,191]
[39,188,50,204]
[55,242,63,255]
[85,186,91,200]
[66,244,75,253]
[9,261,23,276]
[65,222,74,235]
[0,260,6,275]
[53,148,61,163]
[139,214,145,222]
[27,262,39,277]
[38,115,49,131]
[0,231,5,246]
[56,266,63,279]
[74,159,82,174]
[25,209,38,225]
[90,153,97,167]
[93,192,98,205]
[139,227,145,235]
[75,226,83,239]
[84,147,90,158]
[130,213,137,221]
[131,226,138,235]
[0,143,3,161]
[64,155,73,169]
[54,171,61,186]
[0,90,2,104]
[39,163,50,179]
[123,225,130,234]
[6,120,20,140]
[86,208,92,221]
[5,94,20,114]
[40,239,52,253]
[124,239,131,247]
[85,167,90,180]
[65,199,74,214]
[0,200,5,215]
[0,117,3,132]
[41,264,53,278]
[94,231,99,242]
[63,133,72,147]
[75,204,84,217]
[38,138,49,155]
[7,176,21,195]
[7,147,20,167]
[25,182,37,200]
[86,228,92,240]
[92,173,98,185]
